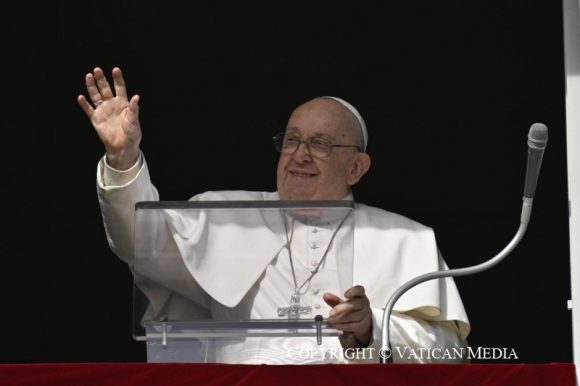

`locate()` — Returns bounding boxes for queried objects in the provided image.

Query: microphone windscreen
[528,123,549,149]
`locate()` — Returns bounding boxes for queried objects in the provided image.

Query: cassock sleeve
[97,153,211,319]
[367,307,469,363]
[352,203,471,363]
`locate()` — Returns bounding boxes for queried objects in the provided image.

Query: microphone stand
[379,196,533,363]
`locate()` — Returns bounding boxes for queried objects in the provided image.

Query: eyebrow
[285,128,334,140]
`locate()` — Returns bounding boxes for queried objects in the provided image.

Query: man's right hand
[77,67,142,170]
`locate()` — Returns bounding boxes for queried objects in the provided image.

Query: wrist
[106,147,140,171]
[354,331,372,348]
[354,321,373,348]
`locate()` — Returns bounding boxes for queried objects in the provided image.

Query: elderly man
[78,67,470,363]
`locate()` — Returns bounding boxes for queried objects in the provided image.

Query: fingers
[81,66,132,114]
[93,67,115,100]
[328,296,372,343]
[327,289,370,327]
[112,67,128,99]
[329,296,370,324]
[125,95,140,124]
[77,94,95,118]
[330,318,368,332]
[323,292,343,308]
[324,285,367,316]
[129,94,140,110]
[344,285,365,299]
[84,72,104,107]
[325,286,372,346]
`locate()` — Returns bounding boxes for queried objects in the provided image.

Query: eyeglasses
[273,132,361,159]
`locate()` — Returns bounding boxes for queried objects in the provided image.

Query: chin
[285,194,313,201]
[281,189,316,201]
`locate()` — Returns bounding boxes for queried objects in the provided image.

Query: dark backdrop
[4,1,571,363]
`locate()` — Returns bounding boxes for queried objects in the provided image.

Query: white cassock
[97,154,471,363]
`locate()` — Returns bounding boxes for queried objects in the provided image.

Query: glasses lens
[273,133,334,158]
[308,138,332,158]
[283,134,301,152]
[273,133,285,152]
[274,133,302,153]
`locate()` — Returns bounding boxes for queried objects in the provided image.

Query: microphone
[379,123,549,363]
[524,123,549,199]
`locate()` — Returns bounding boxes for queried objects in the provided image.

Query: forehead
[286,99,348,138]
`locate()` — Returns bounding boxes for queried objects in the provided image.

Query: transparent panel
[132,200,355,363]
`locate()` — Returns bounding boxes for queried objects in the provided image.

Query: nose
[292,141,313,162]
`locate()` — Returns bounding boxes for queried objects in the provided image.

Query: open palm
[78,67,142,169]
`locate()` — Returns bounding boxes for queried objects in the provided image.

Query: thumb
[126,94,140,123]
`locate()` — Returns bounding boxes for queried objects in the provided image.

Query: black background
[3,1,571,363]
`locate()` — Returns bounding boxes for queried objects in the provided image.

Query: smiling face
[276,98,371,200]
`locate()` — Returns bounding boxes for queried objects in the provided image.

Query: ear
[346,152,371,186]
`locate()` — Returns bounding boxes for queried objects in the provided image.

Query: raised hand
[78,67,142,170]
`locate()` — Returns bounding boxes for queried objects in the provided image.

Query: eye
[310,137,330,150]
[284,135,300,144]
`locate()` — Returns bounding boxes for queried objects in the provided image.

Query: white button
[312,288,320,295]
[310,242,320,249]
[311,227,318,233]
[311,260,318,267]
[314,304,321,309]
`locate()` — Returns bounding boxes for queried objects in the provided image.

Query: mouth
[289,170,317,179]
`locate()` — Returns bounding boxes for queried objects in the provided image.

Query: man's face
[276,99,362,200]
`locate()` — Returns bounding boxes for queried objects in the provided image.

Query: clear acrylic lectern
[132,200,354,363]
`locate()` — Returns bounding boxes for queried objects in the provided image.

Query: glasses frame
[273,132,361,159]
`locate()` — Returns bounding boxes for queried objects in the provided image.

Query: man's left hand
[323,285,372,348]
